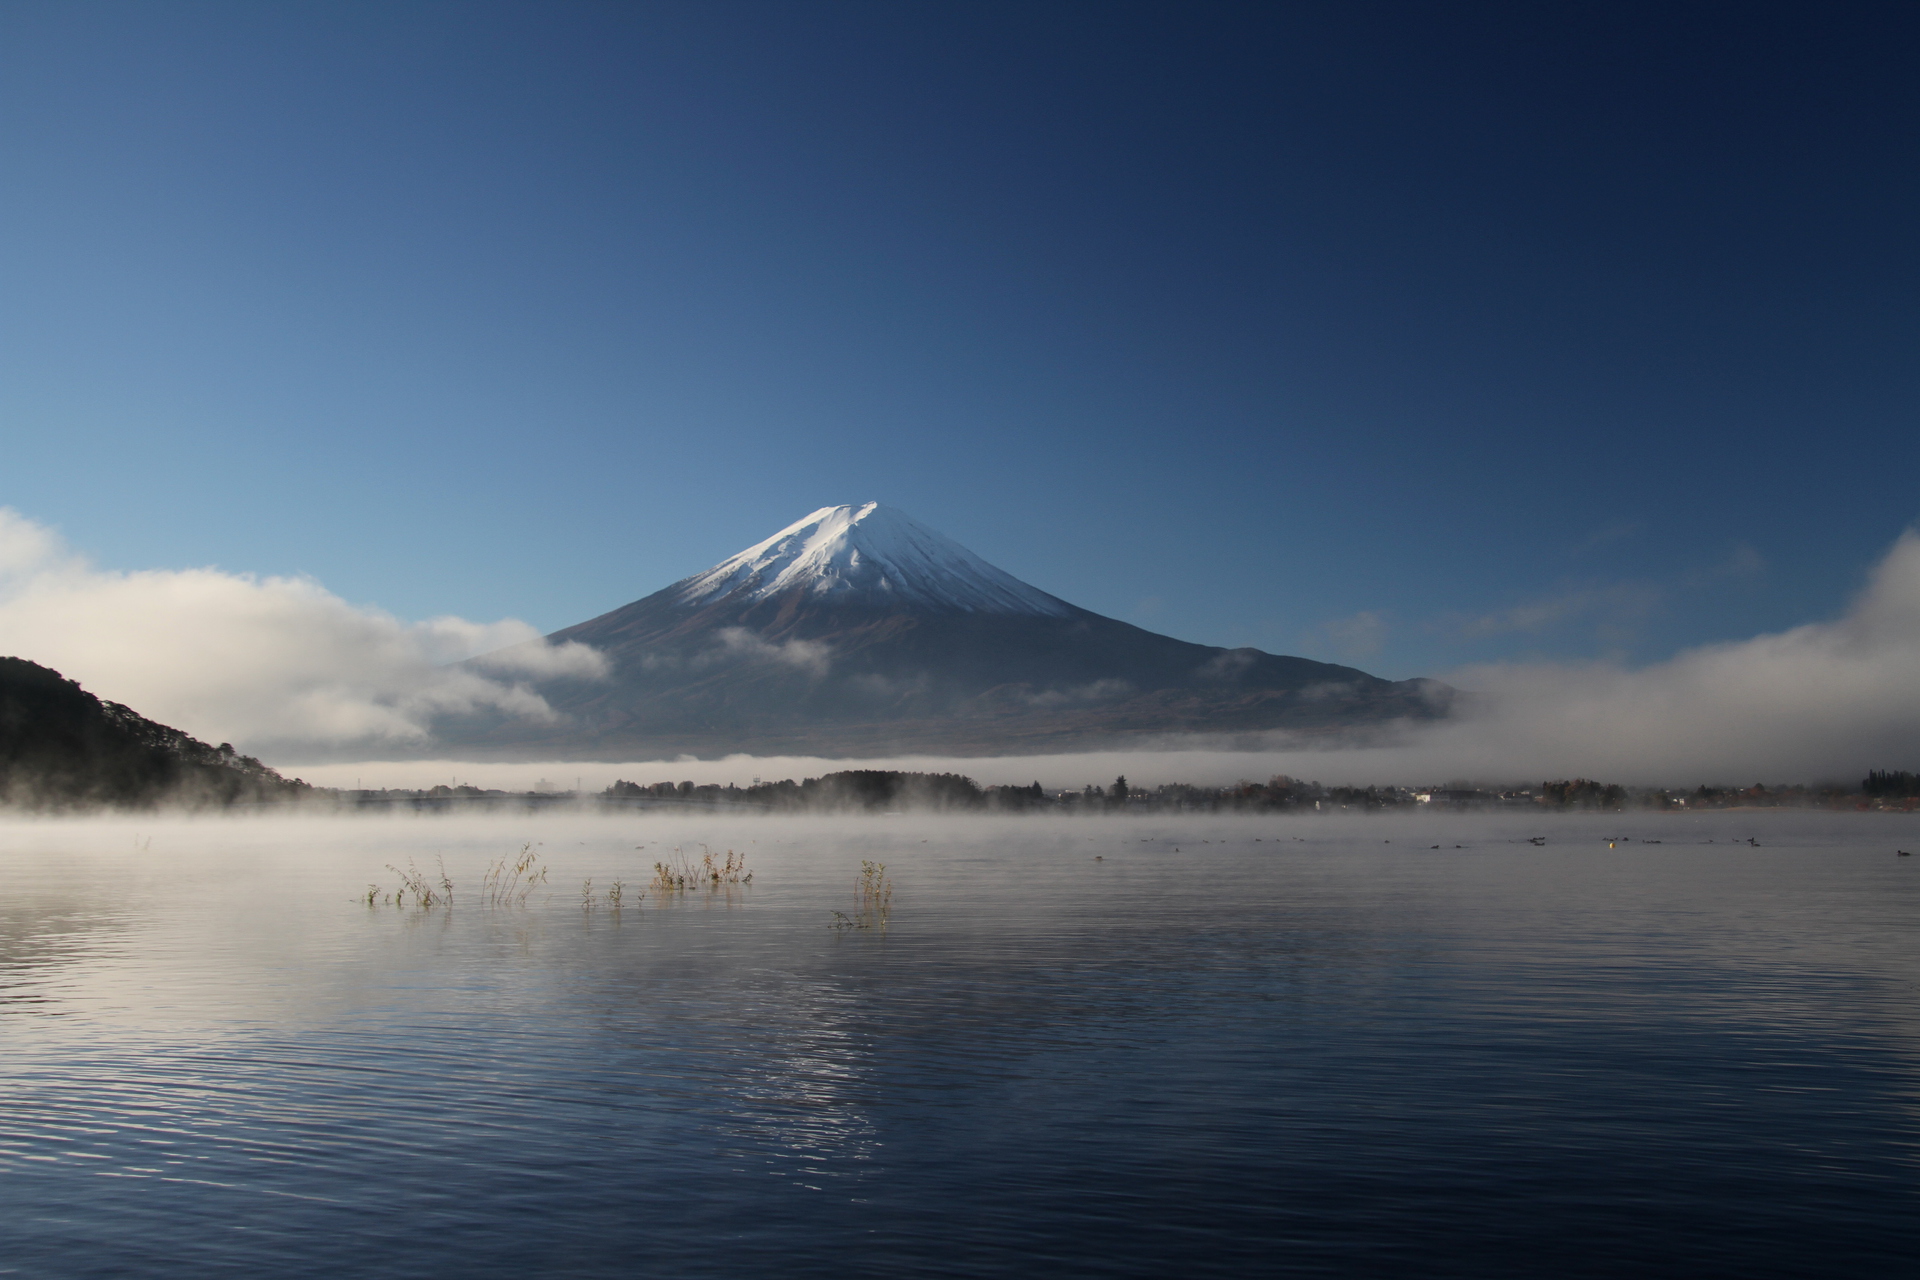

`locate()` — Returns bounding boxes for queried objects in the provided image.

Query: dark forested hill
[0,657,312,809]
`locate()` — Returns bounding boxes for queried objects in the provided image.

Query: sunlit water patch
[2,810,1917,1277]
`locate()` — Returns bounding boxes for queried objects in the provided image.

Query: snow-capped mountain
[673,503,1073,616]
[444,503,1446,758]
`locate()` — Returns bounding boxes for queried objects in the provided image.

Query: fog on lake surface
[3,809,1917,1277]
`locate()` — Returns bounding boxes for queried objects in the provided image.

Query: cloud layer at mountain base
[1417,528,1920,784]
[0,509,606,752]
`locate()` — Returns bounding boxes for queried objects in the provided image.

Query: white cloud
[0,509,606,752]
[1410,528,1920,782]
[1197,649,1257,679]
[1020,678,1133,708]
[703,627,832,677]
[1444,580,1663,640]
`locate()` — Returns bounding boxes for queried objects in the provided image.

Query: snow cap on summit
[672,502,1073,616]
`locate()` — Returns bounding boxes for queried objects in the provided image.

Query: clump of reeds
[858,859,891,908]
[481,843,548,907]
[651,849,700,891]
[651,844,751,893]
[830,859,892,930]
[708,847,750,886]
[370,855,451,909]
[580,877,628,915]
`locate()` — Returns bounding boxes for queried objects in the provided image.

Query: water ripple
[1,811,1917,1277]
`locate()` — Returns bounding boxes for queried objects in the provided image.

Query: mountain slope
[0,657,314,808]
[444,504,1446,758]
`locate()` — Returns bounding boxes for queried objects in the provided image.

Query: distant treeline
[0,657,313,810]
[1863,770,1920,798]
[608,771,1010,811]
[604,769,1920,813]
[602,772,1433,813]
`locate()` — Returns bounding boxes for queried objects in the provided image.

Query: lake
[2,809,1916,1277]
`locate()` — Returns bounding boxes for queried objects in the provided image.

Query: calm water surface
[2,810,1916,1277]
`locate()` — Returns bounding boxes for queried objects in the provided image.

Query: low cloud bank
[1420,528,1920,784]
[0,509,606,753]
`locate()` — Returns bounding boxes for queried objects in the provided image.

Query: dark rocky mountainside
[441,503,1449,759]
[0,657,313,809]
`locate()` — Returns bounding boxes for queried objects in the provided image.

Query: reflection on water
[0,855,134,1014]
[1,810,1918,1277]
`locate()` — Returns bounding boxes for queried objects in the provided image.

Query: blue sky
[3,0,1916,682]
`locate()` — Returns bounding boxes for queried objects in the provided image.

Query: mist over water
[4,809,1917,1276]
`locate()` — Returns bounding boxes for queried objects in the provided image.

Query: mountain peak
[671,502,1074,616]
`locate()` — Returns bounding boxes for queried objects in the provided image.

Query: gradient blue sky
[3,1,1916,681]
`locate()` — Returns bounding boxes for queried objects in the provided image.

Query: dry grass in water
[830,859,892,931]
[580,876,630,913]
[363,840,735,917]
[481,843,549,908]
[365,855,454,909]
[651,845,752,895]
